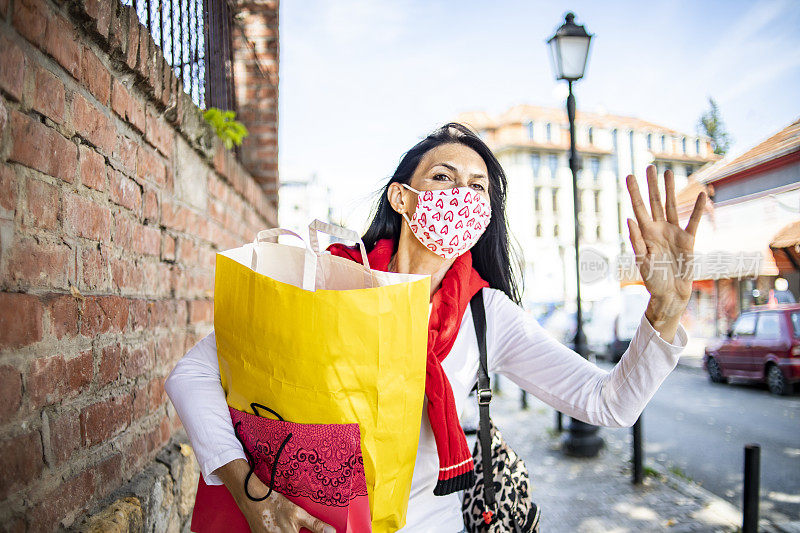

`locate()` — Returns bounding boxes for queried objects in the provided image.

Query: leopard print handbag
[461,291,541,532]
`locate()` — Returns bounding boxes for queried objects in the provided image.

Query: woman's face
[389,143,490,217]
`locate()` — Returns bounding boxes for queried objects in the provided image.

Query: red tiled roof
[770,219,800,248]
[697,117,800,184]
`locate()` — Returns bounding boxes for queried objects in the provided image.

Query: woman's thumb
[296,509,336,533]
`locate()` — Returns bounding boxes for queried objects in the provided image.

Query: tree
[698,97,732,155]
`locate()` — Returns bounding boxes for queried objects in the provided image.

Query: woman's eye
[432,174,450,181]
[471,183,486,191]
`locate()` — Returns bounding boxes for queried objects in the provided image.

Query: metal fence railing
[121,0,237,113]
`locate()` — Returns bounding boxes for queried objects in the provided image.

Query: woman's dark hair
[362,122,523,305]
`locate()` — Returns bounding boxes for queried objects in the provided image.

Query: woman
[166,123,702,532]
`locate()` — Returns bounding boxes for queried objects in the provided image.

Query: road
[597,361,800,524]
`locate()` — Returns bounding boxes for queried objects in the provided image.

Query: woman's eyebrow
[433,162,488,181]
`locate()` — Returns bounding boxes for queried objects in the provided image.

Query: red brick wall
[0,0,278,529]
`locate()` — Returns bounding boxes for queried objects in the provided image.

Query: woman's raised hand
[625,165,706,339]
[215,459,336,533]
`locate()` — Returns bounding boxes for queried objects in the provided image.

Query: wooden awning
[769,220,800,272]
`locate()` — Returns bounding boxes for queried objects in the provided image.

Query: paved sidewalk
[473,381,746,532]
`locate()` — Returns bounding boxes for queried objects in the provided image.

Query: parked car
[703,303,800,395]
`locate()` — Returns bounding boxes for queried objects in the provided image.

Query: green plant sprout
[202,107,249,150]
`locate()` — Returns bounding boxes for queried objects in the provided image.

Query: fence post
[555,411,563,432]
[742,443,760,533]
[632,415,643,484]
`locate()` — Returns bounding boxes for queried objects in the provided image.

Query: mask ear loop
[399,183,419,227]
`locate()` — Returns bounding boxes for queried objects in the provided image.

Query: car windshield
[792,312,800,338]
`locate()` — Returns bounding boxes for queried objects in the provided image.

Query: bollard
[632,415,643,485]
[521,390,528,410]
[555,410,563,432]
[742,444,760,533]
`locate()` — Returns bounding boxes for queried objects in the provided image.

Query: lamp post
[547,12,603,457]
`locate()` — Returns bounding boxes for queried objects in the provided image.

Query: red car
[703,303,800,395]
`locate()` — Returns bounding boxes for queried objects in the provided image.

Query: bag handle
[251,228,317,292]
[307,219,371,272]
[470,290,496,514]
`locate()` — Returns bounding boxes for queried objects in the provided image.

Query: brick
[80,46,110,106]
[129,299,147,331]
[136,147,166,188]
[47,293,80,339]
[98,342,120,386]
[81,295,129,337]
[124,6,140,71]
[0,365,22,423]
[0,430,44,500]
[121,342,153,379]
[115,216,160,256]
[110,257,143,294]
[188,299,213,324]
[43,11,81,80]
[9,110,78,183]
[177,237,197,264]
[142,188,158,223]
[71,93,115,155]
[4,238,74,290]
[28,469,94,531]
[0,0,7,19]
[109,169,141,212]
[83,0,111,39]
[12,0,47,46]
[0,164,17,216]
[0,293,43,349]
[24,178,59,230]
[66,350,93,391]
[27,354,66,407]
[32,66,65,124]
[93,453,122,497]
[47,408,81,466]
[148,376,166,410]
[161,234,175,262]
[81,244,108,291]
[141,260,168,298]
[132,382,147,419]
[80,394,131,446]
[79,144,106,191]
[111,79,145,134]
[63,192,112,241]
[114,134,138,176]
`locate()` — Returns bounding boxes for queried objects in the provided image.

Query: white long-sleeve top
[165,287,687,532]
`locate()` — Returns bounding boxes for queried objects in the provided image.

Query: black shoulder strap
[470,289,495,509]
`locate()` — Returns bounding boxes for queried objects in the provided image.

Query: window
[661,135,666,152]
[695,138,700,154]
[588,127,594,144]
[682,137,687,154]
[665,163,673,173]
[551,189,559,213]
[530,153,541,176]
[791,312,800,338]
[553,223,559,237]
[611,128,618,147]
[534,187,541,211]
[546,123,552,142]
[589,157,600,179]
[732,313,757,337]
[595,225,601,240]
[685,164,693,176]
[535,223,542,237]
[647,133,652,150]
[755,313,781,340]
[527,121,534,140]
[548,154,559,179]
[594,190,601,213]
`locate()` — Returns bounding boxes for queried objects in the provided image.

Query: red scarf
[327,238,488,495]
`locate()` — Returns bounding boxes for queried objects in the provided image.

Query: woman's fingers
[295,508,335,533]
[627,218,648,259]
[626,174,650,229]
[664,169,679,225]
[684,191,707,237]
[646,165,666,222]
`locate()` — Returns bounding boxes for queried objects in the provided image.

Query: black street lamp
[547,12,604,458]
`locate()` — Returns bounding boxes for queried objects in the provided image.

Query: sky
[277,0,800,231]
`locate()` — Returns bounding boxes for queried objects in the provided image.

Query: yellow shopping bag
[214,220,430,532]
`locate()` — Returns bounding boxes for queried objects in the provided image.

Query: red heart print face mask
[400,183,492,259]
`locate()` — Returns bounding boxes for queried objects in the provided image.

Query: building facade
[456,105,720,309]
